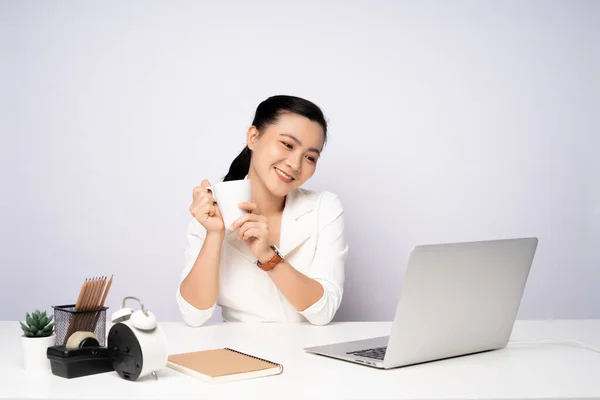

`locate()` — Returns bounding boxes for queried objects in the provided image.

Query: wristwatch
[256,245,285,271]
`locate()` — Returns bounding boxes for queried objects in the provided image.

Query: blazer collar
[224,188,316,263]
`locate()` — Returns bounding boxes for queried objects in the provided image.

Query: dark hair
[223,95,328,181]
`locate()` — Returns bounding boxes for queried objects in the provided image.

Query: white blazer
[176,188,348,326]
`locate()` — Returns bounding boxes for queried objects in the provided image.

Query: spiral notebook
[167,348,283,383]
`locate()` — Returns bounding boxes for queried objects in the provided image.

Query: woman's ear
[246,126,260,151]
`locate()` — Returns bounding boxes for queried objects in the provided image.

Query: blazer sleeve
[176,218,217,327]
[299,192,348,325]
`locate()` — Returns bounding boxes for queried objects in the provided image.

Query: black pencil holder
[52,304,109,347]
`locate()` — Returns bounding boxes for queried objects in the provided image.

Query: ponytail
[223,146,252,181]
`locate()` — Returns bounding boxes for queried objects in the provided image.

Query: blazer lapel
[279,189,317,257]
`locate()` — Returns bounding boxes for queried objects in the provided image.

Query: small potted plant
[20,310,55,371]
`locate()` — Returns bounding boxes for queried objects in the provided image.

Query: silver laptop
[304,237,538,369]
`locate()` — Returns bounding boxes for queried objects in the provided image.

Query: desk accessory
[20,309,56,371]
[47,331,114,379]
[107,296,167,381]
[53,275,112,347]
[167,348,283,383]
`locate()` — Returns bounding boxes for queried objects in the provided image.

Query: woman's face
[247,112,325,198]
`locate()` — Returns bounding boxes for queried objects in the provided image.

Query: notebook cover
[167,348,283,381]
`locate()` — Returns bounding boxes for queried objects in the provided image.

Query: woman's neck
[247,170,285,217]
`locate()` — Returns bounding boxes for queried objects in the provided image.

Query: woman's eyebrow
[280,133,321,155]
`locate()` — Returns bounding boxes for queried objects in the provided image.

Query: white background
[1,0,598,323]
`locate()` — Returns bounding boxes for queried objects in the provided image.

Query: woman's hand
[229,202,274,262]
[189,180,225,235]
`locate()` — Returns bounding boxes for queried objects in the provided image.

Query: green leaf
[29,326,38,335]
[20,322,32,335]
[39,315,48,327]
[42,323,54,334]
[25,313,33,327]
[21,326,33,336]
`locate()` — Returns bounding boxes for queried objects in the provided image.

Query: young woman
[177,95,348,326]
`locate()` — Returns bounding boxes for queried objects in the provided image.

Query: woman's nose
[286,155,302,172]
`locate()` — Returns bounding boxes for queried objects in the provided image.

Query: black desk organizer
[47,304,113,378]
[47,345,114,379]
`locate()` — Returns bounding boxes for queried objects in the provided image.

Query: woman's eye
[282,142,293,149]
[306,156,316,163]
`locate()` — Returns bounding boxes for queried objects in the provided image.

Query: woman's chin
[267,180,295,197]
[270,186,291,197]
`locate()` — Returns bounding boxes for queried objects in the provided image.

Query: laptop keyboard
[346,346,387,360]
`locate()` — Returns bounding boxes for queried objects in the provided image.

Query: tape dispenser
[47,330,113,379]
[107,296,167,381]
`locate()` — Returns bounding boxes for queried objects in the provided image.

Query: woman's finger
[190,196,210,213]
[189,202,211,220]
[237,221,262,240]
[238,202,259,214]
[192,186,202,198]
[230,213,263,231]
[192,185,212,201]
[196,196,215,209]
[242,227,263,242]
[201,203,213,218]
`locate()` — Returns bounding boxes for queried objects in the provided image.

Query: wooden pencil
[100,275,113,307]
[67,279,87,339]
[90,276,106,330]
[70,278,94,336]
[91,275,113,330]
[83,277,103,331]
[74,278,88,311]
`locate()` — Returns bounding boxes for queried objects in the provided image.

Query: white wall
[1,0,598,322]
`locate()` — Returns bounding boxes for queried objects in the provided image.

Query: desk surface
[1,319,600,399]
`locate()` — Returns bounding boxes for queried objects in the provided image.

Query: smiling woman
[177,95,349,327]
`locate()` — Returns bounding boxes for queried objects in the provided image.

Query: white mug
[206,179,252,229]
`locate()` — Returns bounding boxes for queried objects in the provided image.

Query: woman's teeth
[275,168,294,180]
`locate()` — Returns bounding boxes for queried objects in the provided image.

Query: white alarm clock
[107,296,167,381]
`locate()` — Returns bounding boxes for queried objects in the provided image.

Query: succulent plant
[20,310,55,337]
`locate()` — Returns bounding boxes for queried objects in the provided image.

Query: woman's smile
[274,167,295,183]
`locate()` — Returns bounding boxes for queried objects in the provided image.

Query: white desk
[1,320,600,399]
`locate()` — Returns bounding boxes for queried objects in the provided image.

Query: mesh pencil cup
[52,304,108,346]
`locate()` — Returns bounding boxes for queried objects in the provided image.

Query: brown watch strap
[256,251,283,271]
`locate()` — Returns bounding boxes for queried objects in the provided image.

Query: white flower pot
[21,334,56,371]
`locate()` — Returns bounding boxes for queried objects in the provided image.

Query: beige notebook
[167,348,283,383]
